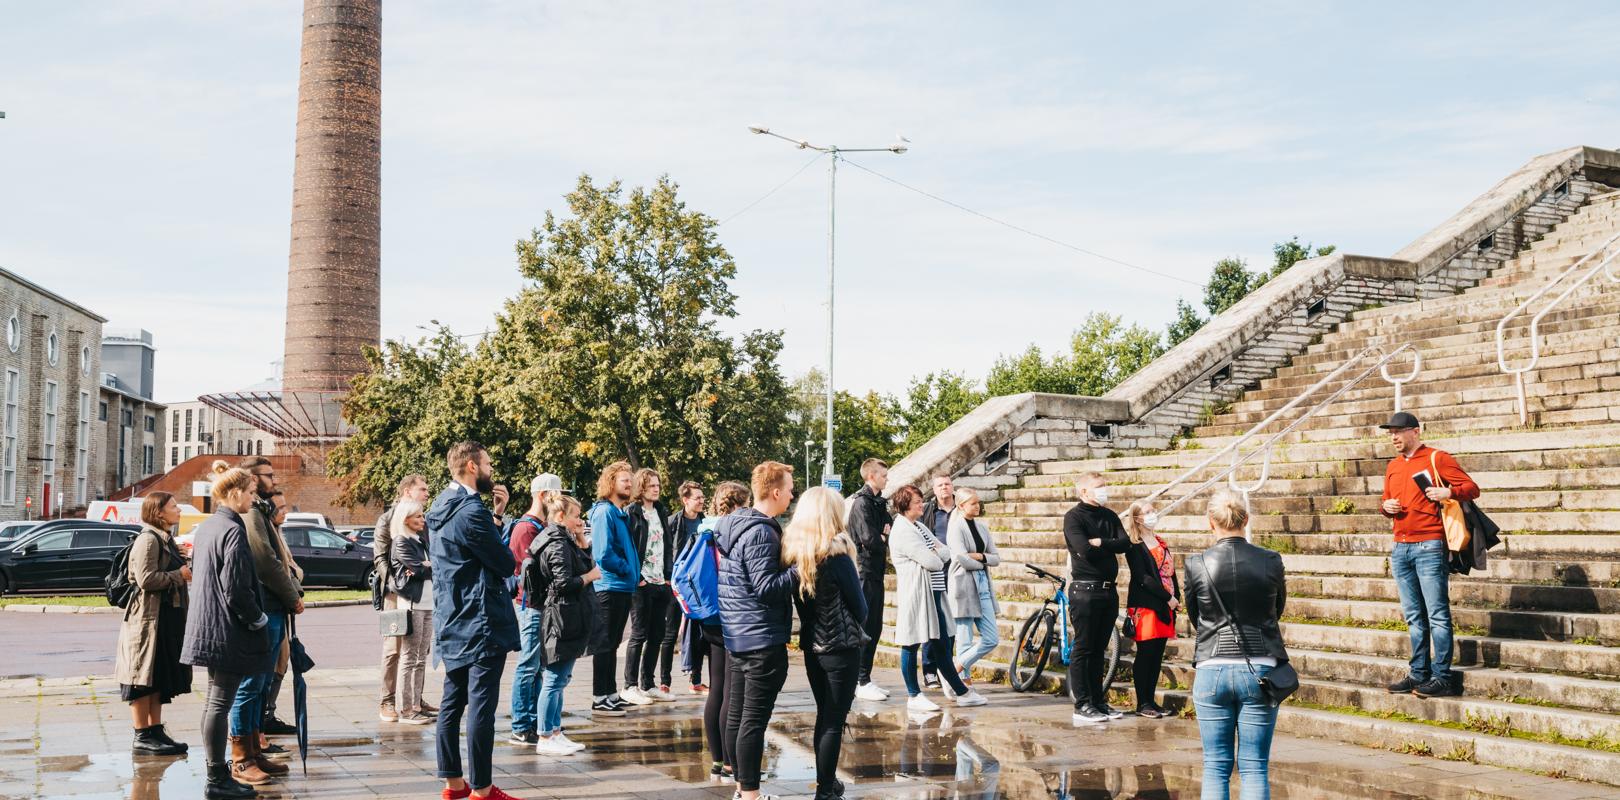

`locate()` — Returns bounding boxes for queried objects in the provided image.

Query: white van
[87,499,205,527]
[283,511,333,529]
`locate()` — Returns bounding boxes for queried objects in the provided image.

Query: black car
[282,525,373,589]
[338,526,375,548]
[0,522,140,595]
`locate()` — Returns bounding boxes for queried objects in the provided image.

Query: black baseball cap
[1378,412,1422,430]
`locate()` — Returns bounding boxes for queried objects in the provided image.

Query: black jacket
[1184,538,1288,665]
[846,485,890,572]
[667,511,702,562]
[1063,502,1131,582]
[793,552,870,654]
[627,500,673,582]
[536,524,601,663]
[1125,540,1181,626]
[180,509,272,676]
[390,533,432,604]
[920,498,953,541]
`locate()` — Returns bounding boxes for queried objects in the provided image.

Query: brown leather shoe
[251,735,288,776]
[229,736,272,785]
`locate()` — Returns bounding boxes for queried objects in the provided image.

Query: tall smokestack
[283,0,380,422]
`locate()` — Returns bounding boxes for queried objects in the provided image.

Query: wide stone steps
[1235,347,1620,409]
[1280,311,1620,377]
[979,510,1620,537]
[991,488,1620,519]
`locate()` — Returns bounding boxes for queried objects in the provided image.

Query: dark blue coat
[716,508,798,653]
[427,484,520,671]
[180,508,272,675]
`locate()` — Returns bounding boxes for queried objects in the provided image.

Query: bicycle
[1008,563,1123,693]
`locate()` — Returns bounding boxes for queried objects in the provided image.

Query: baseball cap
[1377,412,1422,430]
[530,473,563,495]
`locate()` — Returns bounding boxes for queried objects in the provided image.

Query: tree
[1203,257,1260,316]
[985,312,1165,398]
[783,372,905,488]
[1166,297,1206,347]
[897,372,987,457]
[1270,236,1337,278]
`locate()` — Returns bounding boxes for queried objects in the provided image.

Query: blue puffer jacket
[588,500,639,594]
[180,508,272,676]
[427,484,520,671]
[716,508,798,653]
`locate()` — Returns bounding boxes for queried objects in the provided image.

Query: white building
[163,400,278,470]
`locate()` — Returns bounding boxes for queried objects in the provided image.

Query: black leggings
[1134,636,1168,709]
[805,648,860,792]
[702,627,733,767]
[202,668,245,768]
[726,644,789,792]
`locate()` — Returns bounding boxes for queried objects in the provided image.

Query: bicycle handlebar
[1024,563,1064,585]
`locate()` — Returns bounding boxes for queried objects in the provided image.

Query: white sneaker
[873,682,892,698]
[954,690,988,707]
[535,735,575,756]
[650,686,677,702]
[554,733,586,754]
[906,694,941,713]
[939,678,959,699]
[855,682,888,702]
[620,687,654,706]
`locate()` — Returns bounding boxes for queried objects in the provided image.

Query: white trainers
[855,682,887,702]
[554,733,586,754]
[954,690,988,707]
[535,735,575,756]
[939,678,960,699]
[906,694,941,713]
[650,686,677,702]
[620,687,654,706]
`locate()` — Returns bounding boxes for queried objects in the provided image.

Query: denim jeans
[538,658,576,735]
[510,605,545,734]
[1390,538,1453,682]
[229,612,284,736]
[1194,663,1278,800]
[954,571,1000,675]
[900,592,970,697]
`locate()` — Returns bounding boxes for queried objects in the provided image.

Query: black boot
[205,762,257,799]
[132,726,185,757]
[151,724,189,753]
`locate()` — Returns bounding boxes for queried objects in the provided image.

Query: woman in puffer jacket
[533,495,602,756]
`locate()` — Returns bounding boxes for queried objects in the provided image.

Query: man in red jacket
[1377,412,1479,698]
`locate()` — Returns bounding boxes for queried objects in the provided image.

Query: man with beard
[588,461,639,716]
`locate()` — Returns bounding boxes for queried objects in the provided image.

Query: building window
[171,446,178,468]
[255,440,264,456]
[80,345,91,376]
[144,414,155,433]
[2,369,16,505]
[183,446,191,461]
[184,409,192,442]
[143,445,154,476]
[236,440,244,455]
[99,402,107,421]
[5,316,17,354]
[46,332,59,367]
[43,381,58,498]
[171,411,179,442]
[76,391,89,505]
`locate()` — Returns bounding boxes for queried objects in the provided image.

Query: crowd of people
[108,411,1475,800]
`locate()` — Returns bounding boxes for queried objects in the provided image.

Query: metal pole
[824,150,838,481]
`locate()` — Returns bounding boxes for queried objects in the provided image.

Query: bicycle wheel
[1010,608,1055,692]
[1100,614,1124,691]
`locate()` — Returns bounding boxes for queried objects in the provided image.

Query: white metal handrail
[1496,231,1620,425]
[1148,343,1423,530]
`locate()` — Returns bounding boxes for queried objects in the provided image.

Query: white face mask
[1091,486,1110,505]
[1144,512,1159,529]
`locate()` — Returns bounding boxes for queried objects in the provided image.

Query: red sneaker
[441,786,472,800]
[475,788,522,800]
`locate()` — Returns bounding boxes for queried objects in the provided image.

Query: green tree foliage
[783,371,904,487]
[1203,257,1260,316]
[1166,297,1206,347]
[898,372,987,456]
[1269,236,1337,278]
[984,313,1165,399]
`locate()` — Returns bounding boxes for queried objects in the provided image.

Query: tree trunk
[616,404,642,470]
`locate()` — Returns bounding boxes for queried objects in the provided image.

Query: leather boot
[229,736,271,785]
[250,734,288,776]
[151,724,189,753]
[131,726,185,757]
[205,762,257,799]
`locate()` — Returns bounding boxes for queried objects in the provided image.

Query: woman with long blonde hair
[781,487,868,800]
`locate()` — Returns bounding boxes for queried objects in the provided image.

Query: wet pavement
[4,656,1620,799]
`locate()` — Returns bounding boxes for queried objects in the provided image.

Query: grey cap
[530,473,563,495]
[1377,411,1422,430]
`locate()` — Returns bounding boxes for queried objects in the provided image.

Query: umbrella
[288,614,317,775]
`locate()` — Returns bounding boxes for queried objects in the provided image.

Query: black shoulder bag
[1197,559,1298,706]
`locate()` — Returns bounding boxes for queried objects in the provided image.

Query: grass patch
[1327,497,1357,515]
[1256,536,1299,554]
[304,589,368,603]
[0,595,109,608]
[1281,614,1487,637]
[1293,698,1620,753]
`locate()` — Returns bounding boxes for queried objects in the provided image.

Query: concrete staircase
[882,190,1620,783]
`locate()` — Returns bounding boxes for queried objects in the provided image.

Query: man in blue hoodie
[718,461,799,800]
[588,461,639,716]
[427,441,520,800]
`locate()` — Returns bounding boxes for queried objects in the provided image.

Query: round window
[80,345,91,376]
[5,316,16,354]
[46,332,59,366]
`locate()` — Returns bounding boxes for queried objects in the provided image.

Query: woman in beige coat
[115,492,193,756]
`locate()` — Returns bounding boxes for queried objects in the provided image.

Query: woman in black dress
[115,492,193,755]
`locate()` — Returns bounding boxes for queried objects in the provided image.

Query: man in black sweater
[847,458,893,702]
[1063,471,1130,725]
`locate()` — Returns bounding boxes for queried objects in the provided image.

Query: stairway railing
[1147,343,1422,535]
[1496,231,1620,425]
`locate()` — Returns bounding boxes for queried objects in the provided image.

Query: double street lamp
[749,126,907,486]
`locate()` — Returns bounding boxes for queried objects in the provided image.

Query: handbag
[1430,452,1472,554]
[1197,560,1298,706]
[379,608,411,637]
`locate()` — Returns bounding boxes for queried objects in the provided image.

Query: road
[0,603,380,679]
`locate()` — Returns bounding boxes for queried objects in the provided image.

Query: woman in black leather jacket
[1183,490,1287,800]
[783,487,869,800]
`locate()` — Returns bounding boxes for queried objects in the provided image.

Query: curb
[2,599,372,614]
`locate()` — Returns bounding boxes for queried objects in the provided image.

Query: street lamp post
[804,440,814,491]
[749,126,907,485]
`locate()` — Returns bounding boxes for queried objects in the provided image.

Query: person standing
[427,441,522,800]
[533,494,602,756]
[784,487,869,800]
[228,457,300,784]
[259,490,301,740]
[623,468,674,704]
[700,481,749,781]
[847,458,893,702]
[1185,490,1288,800]
[718,462,800,800]
[945,488,1000,686]
[508,473,561,745]
[1063,472,1132,725]
[390,500,436,725]
[589,461,639,716]
[181,462,272,800]
[116,492,193,757]
[916,475,957,688]
[1123,501,1179,718]
[659,481,707,694]
[375,474,430,723]
[889,485,987,712]
[1378,412,1479,699]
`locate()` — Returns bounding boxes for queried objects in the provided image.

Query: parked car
[339,526,375,548]
[281,525,372,589]
[0,520,43,551]
[0,522,140,595]
[284,511,332,529]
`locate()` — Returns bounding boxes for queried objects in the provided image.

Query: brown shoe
[251,735,288,776]
[229,736,272,785]
[379,701,398,722]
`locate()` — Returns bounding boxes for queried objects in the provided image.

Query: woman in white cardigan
[890,485,988,712]
[946,488,1000,684]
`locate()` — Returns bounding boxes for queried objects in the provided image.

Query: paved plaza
[2,619,1619,800]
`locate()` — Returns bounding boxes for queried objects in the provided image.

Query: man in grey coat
[376,473,429,722]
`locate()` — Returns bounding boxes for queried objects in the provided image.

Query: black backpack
[105,531,143,609]
[520,527,556,609]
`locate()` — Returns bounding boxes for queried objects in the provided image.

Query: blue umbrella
[288,614,316,775]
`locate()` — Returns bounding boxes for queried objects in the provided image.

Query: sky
[3,1,1619,405]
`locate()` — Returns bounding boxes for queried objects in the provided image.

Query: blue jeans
[954,572,999,675]
[1390,539,1453,682]
[510,606,545,734]
[1194,663,1278,800]
[229,612,284,736]
[900,592,970,697]
[539,658,576,735]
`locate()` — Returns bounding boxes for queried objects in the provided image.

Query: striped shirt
[919,526,949,592]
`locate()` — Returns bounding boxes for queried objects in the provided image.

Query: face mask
[1091,487,1110,505]
[1144,512,1159,529]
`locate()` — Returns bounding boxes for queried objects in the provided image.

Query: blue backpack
[672,524,721,622]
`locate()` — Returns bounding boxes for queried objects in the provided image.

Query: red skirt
[1130,606,1175,642]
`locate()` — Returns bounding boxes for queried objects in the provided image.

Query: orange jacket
[1380,445,1480,543]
